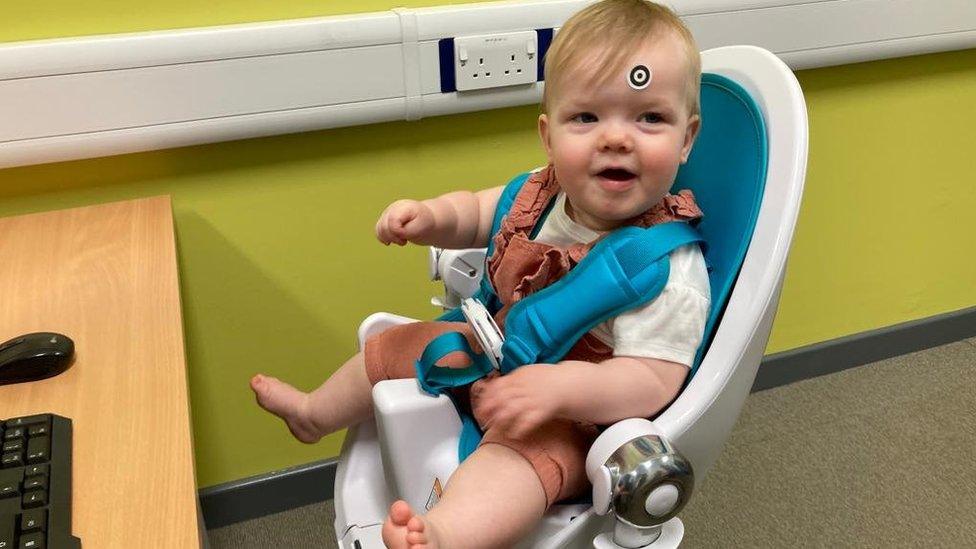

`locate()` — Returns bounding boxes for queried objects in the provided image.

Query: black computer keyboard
[1,414,80,549]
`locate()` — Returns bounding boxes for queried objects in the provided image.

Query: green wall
[2,5,975,487]
[774,52,976,348]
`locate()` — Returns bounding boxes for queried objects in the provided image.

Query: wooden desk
[0,197,202,547]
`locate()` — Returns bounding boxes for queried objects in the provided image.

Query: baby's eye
[640,112,664,124]
[571,112,598,124]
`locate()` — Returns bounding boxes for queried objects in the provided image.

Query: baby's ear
[680,114,701,164]
[538,114,553,161]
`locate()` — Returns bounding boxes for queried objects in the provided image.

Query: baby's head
[538,0,702,232]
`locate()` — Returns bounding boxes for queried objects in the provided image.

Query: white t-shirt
[531,192,711,367]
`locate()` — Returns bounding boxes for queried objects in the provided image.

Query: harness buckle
[460,298,504,370]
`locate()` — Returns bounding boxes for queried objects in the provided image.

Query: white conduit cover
[394,7,424,121]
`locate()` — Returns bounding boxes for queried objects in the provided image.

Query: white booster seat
[333,45,808,549]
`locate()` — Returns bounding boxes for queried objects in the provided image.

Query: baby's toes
[406,515,431,547]
[390,500,414,526]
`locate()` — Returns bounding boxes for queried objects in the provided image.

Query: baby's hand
[375,199,436,246]
[471,365,564,439]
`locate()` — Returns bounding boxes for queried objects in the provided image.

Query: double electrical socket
[454,31,538,92]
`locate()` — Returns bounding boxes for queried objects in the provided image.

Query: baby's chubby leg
[250,352,374,443]
[382,443,547,549]
[252,320,475,443]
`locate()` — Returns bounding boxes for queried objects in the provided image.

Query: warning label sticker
[425,477,444,511]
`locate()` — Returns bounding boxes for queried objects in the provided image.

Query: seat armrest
[373,379,462,514]
[358,312,419,349]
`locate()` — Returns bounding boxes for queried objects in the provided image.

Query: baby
[251,1,709,547]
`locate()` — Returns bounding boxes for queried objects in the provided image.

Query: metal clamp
[587,419,694,548]
[428,247,486,310]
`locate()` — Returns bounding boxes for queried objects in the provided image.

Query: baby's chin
[574,207,650,232]
[566,191,667,229]
[598,198,665,221]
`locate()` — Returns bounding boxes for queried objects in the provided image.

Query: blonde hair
[542,0,701,116]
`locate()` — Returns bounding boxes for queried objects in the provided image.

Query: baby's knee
[364,321,466,384]
[480,421,597,507]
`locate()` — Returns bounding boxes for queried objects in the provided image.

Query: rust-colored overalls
[365,166,702,506]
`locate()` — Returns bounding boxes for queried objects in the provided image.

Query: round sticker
[628,65,652,90]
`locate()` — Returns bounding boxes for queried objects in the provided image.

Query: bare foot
[382,500,413,549]
[250,374,328,443]
[405,512,442,549]
[382,500,443,549]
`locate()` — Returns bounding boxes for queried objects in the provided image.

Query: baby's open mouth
[597,168,636,181]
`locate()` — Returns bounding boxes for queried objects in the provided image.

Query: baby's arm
[474,358,687,438]
[376,186,504,249]
[551,357,688,425]
[479,249,707,435]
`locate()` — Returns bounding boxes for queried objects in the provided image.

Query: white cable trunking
[1,0,974,168]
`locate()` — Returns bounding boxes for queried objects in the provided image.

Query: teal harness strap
[417,220,705,462]
[413,332,493,460]
[414,332,495,394]
[501,222,703,372]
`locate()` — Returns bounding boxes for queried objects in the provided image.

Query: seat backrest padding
[673,73,769,372]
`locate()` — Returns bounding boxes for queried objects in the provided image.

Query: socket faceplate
[454,31,538,91]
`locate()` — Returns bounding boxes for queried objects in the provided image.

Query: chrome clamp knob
[587,419,694,548]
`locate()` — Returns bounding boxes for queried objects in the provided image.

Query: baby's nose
[599,125,633,152]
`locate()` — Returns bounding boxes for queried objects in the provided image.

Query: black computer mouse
[0,332,75,385]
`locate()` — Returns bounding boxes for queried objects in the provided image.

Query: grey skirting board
[199,304,976,529]
[754,304,976,391]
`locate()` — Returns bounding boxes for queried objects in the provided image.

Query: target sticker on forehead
[628,65,652,90]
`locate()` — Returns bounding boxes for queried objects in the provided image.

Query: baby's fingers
[375,217,395,245]
[486,406,514,433]
[375,210,397,245]
[506,409,544,440]
[381,214,410,246]
[388,222,408,246]
[506,421,532,440]
[489,399,530,435]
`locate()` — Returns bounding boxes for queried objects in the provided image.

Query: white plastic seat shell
[332,45,808,549]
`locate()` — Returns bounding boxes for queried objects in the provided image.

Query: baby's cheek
[640,139,684,175]
[552,142,589,171]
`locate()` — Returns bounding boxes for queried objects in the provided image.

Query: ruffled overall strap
[486,165,704,306]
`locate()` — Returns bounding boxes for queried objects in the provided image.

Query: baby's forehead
[555,43,690,101]
[561,35,690,91]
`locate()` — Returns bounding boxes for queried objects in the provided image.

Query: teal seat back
[480,73,769,376]
[674,73,769,372]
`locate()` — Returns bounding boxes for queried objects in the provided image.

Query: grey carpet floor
[208,337,976,548]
